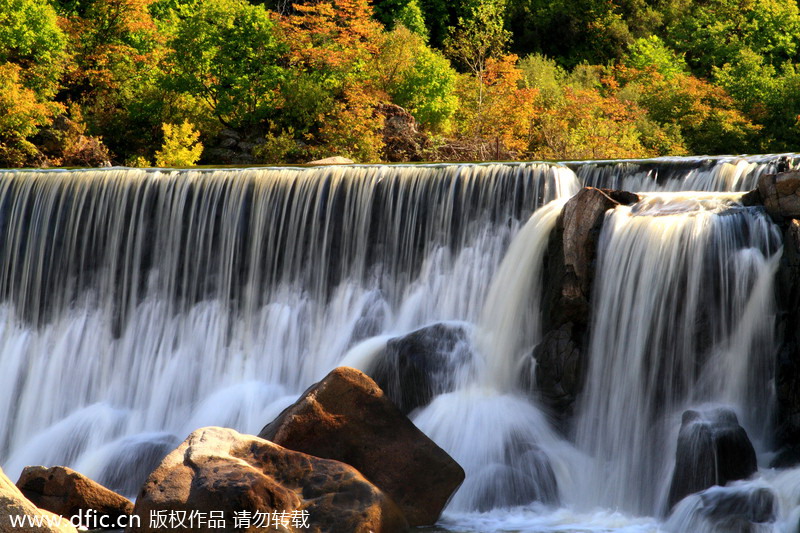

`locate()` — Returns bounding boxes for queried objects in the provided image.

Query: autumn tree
[277,0,387,161]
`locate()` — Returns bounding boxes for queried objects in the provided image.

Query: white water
[1,158,800,532]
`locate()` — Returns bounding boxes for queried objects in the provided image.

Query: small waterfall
[574,193,782,516]
[0,163,579,491]
[570,154,800,192]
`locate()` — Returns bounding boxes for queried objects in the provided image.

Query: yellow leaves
[155,121,203,167]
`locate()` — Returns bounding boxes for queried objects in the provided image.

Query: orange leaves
[280,0,383,72]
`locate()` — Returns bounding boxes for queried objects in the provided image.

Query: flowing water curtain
[570,154,800,192]
[573,193,782,516]
[0,163,577,485]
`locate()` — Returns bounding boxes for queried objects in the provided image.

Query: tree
[155,121,203,166]
[624,35,687,79]
[378,25,458,131]
[0,0,68,98]
[0,63,62,167]
[444,0,510,77]
[666,0,800,76]
[166,0,287,129]
[278,0,387,161]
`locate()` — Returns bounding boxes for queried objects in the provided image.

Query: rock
[378,104,424,162]
[758,171,800,218]
[259,367,465,526]
[307,156,355,165]
[89,433,182,497]
[16,466,132,529]
[773,218,800,468]
[666,408,758,511]
[531,322,584,421]
[368,322,473,414]
[666,485,776,532]
[0,466,77,533]
[534,187,639,424]
[130,426,408,533]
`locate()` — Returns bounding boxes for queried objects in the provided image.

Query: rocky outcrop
[748,175,800,466]
[666,408,758,511]
[0,466,77,533]
[130,426,408,533]
[774,218,800,467]
[367,322,473,414]
[259,366,464,526]
[378,104,426,162]
[16,466,133,529]
[532,187,639,424]
[758,170,800,218]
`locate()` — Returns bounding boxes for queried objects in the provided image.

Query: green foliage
[666,0,800,76]
[0,0,68,97]
[167,0,287,128]
[395,0,428,38]
[380,25,458,131]
[444,0,510,75]
[154,121,203,167]
[519,54,566,103]
[625,36,687,79]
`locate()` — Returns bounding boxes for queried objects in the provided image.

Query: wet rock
[130,426,407,533]
[667,408,758,511]
[307,156,355,165]
[16,466,132,529]
[259,366,465,526]
[89,433,181,497]
[758,171,800,218]
[534,188,639,424]
[368,322,473,414]
[1,466,77,533]
[472,432,559,512]
[666,485,776,533]
[773,218,800,467]
[531,322,584,420]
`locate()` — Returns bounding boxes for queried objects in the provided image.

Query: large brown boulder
[0,467,78,533]
[129,426,408,533]
[758,170,800,218]
[259,367,464,526]
[16,466,133,529]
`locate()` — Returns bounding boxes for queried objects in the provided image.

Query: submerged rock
[667,408,758,511]
[259,366,465,526]
[0,466,77,533]
[16,466,133,529]
[130,426,407,533]
[666,484,776,533]
[367,322,473,414]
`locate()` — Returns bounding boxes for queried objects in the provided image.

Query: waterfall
[574,193,782,516]
[570,154,800,192]
[0,163,578,493]
[3,155,800,532]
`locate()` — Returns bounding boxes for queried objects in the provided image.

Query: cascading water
[0,163,577,496]
[574,193,782,516]
[570,154,800,192]
[3,155,800,532]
